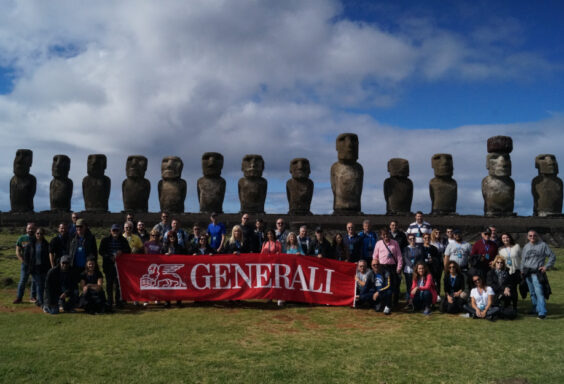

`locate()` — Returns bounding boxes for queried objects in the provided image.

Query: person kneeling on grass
[43,255,79,314]
[409,262,437,315]
[358,262,393,314]
[463,274,500,321]
[486,255,517,320]
[79,257,106,314]
[440,261,468,314]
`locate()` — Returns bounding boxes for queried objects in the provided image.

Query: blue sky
[0,0,563,215]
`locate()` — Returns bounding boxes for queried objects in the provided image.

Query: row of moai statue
[8,134,563,216]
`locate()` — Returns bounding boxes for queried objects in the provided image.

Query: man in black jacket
[44,255,79,314]
[68,219,97,278]
[49,222,69,268]
[308,227,333,258]
[99,224,131,310]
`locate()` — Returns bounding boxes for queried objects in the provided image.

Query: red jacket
[410,273,438,304]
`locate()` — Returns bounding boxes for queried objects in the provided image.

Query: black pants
[463,304,500,319]
[381,264,400,306]
[104,264,121,307]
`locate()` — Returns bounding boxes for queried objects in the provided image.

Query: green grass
[1,228,563,384]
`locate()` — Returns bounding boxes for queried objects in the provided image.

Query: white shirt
[471,286,494,310]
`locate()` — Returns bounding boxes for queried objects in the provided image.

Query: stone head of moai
[202,152,224,177]
[431,153,453,177]
[87,154,107,178]
[486,136,513,177]
[486,153,511,177]
[242,154,264,178]
[536,154,559,176]
[388,158,409,177]
[126,155,148,179]
[161,156,183,180]
[52,155,71,178]
[336,133,359,164]
[290,158,311,180]
[13,149,33,177]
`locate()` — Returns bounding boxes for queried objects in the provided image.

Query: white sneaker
[436,295,442,303]
[277,300,285,307]
[459,313,470,318]
[383,306,391,315]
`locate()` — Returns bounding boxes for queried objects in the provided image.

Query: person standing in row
[207,212,226,253]
[373,229,403,306]
[13,222,37,304]
[99,224,131,311]
[521,230,556,319]
[358,220,378,264]
[406,211,431,245]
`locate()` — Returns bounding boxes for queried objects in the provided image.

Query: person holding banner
[193,234,215,255]
[225,225,250,254]
[261,229,282,255]
[285,232,305,255]
[162,231,186,255]
[308,227,333,258]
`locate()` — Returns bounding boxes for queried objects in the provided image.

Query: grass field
[1,228,563,384]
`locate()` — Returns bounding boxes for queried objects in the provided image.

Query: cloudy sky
[1,0,563,215]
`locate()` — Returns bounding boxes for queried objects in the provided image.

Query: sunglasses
[473,278,481,283]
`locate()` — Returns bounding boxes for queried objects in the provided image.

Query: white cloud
[0,1,561,215]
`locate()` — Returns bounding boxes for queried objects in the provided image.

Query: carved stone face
[290,158,310,179]
[388,158,409,177]
[161,156,183,180]
[431,153,453,177]
[202,152,224,177]
[487,153,511,177]
[87,154,107,178]
[126,155,148,178]
[52,155,70,178]
[336,133,359,162]
[536,154,558,175]
[13,149,33,177]
[242,154,264,178]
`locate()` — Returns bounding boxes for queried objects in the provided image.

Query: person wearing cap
[68,218,98,279]
[444,229,472,290]
[44,255,79,314]
[207,212,226,253]
[470,227,499,279]
[99,224,131,310]
[307,227,332,258]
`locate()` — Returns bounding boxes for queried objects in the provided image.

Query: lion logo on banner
[140,264,187,290]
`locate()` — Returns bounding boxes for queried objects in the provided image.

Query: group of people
[12,211,556,319]
[354,212,556,320]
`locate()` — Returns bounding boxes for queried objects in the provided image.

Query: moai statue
[330,133,363,214]
[429,153,457,215]
[50,154,73,212]
[238,154,267,213]
[158,156,186,213]
[482,136,515,216]
[384,158,413,215]
[532,154,563,216]
[122,155,150,212]
[197,152,226,213]
[286,158,314,215]
[83,154,111,212]
[10,149,36,212]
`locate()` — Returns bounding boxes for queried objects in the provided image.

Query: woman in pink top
[410,262,437,315]
[261,229,282,255]
[373,229,403,307]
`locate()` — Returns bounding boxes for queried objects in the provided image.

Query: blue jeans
[16,263,37,300]
[31,272,46,306]
[526,273,547,316]
[403,272,412,301]
[413,290,432,310]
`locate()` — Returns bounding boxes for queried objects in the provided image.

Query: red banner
[116,253,356,306]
